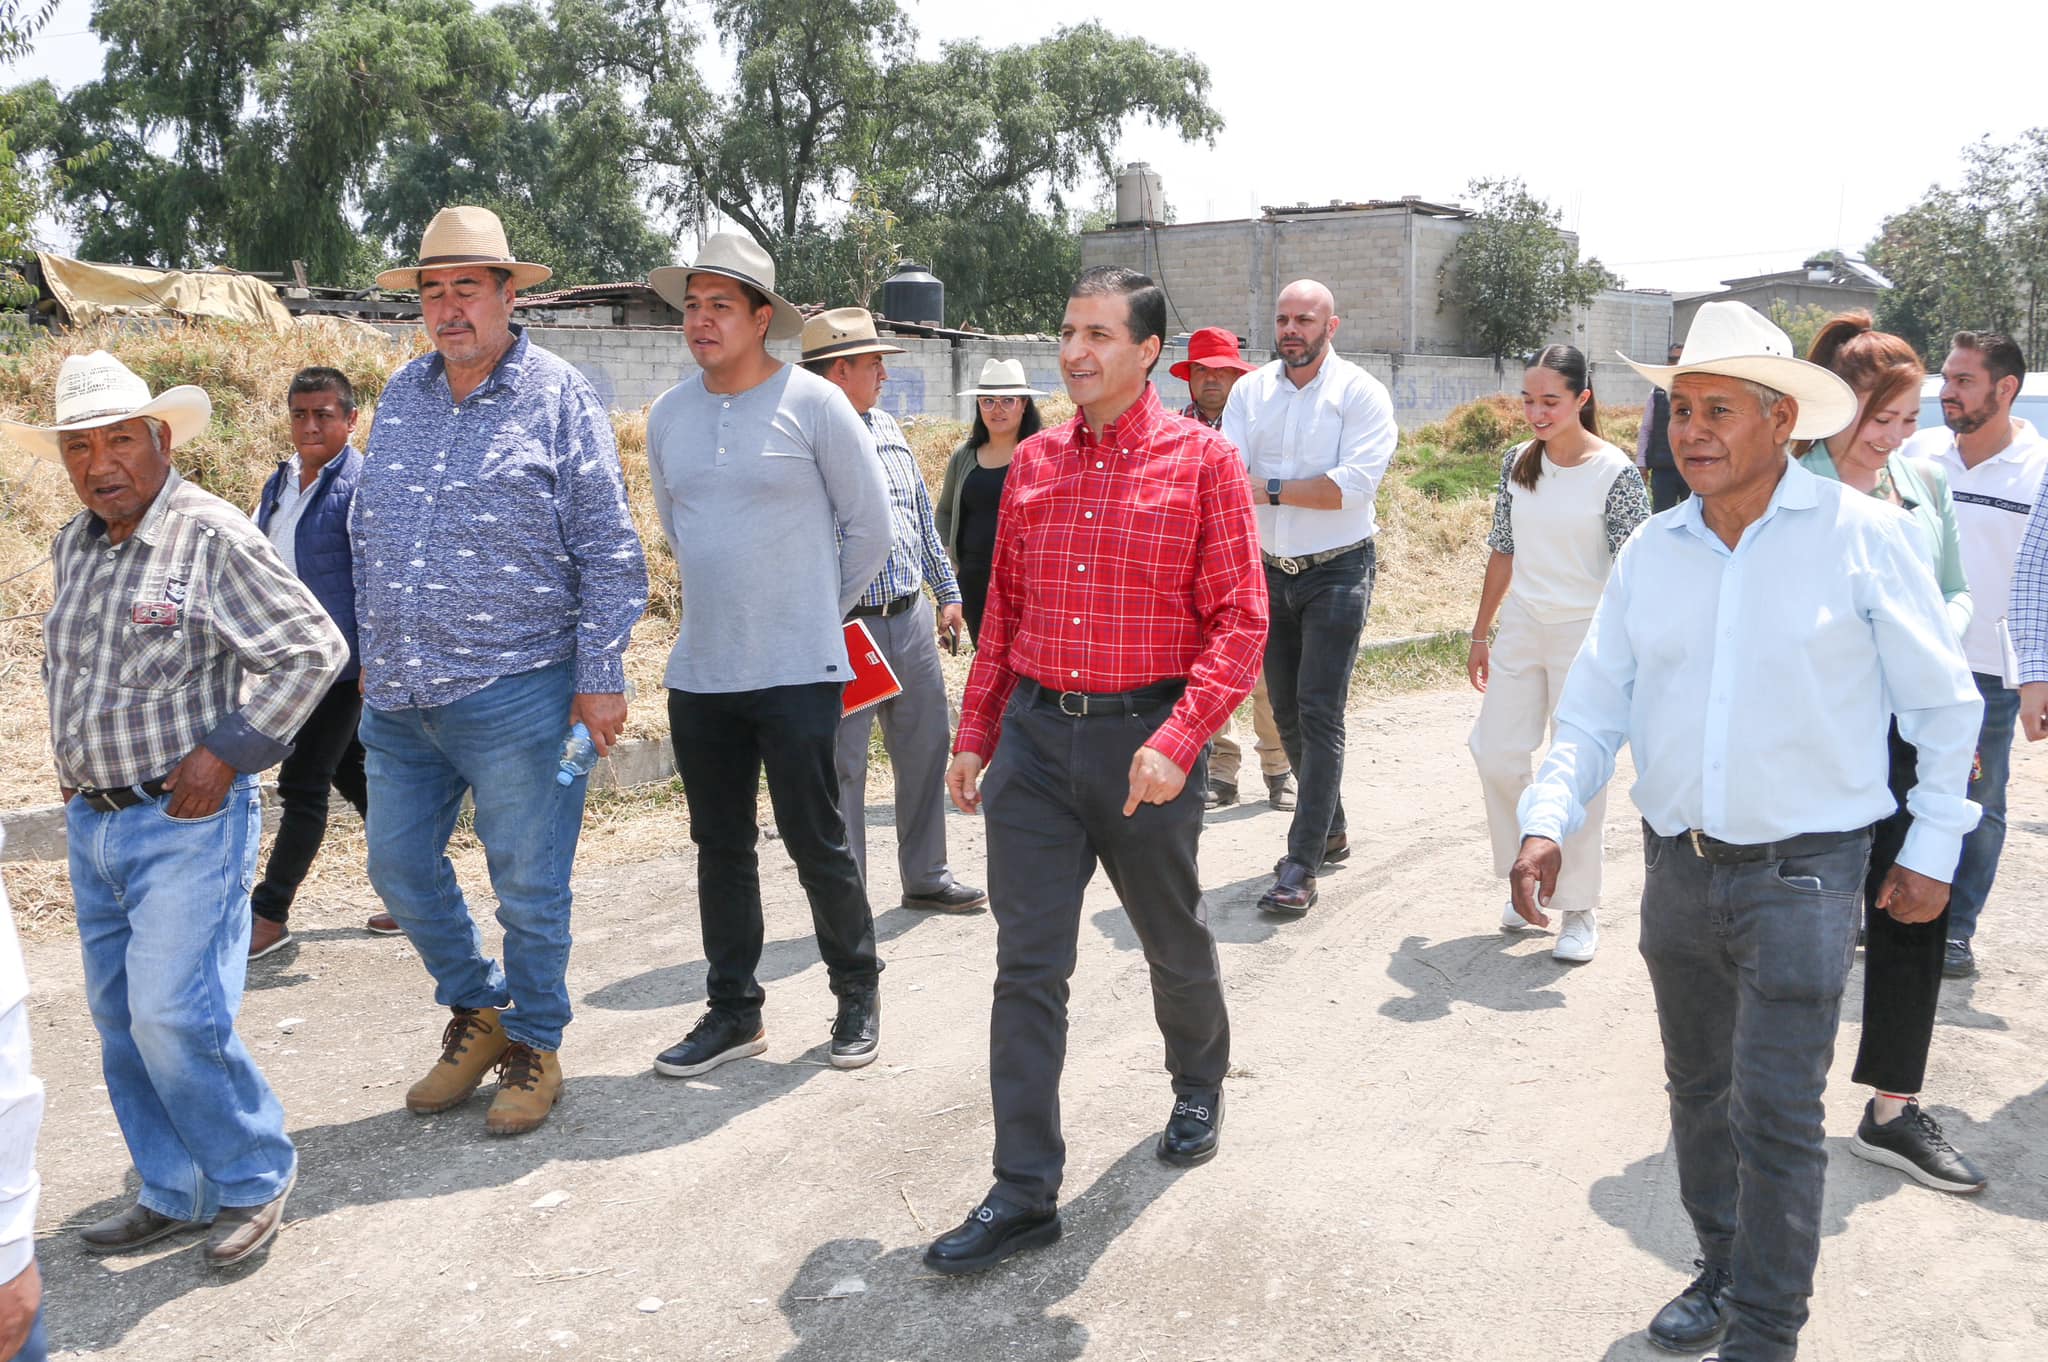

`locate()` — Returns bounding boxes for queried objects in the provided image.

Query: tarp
[37,252,295,332]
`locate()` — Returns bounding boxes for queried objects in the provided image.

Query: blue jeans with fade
[69,775,296,1221]
[1946,670,2019,943]
[359,661,587,1051]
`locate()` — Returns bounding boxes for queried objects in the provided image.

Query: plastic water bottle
[557,722,599,786]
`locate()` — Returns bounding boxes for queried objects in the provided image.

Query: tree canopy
[1437,178,1616,368]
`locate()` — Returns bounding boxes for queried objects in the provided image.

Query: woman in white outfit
[1466,344,1652,962]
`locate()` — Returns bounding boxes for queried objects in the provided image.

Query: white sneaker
[1552,909,1599,962]
[1501,898,1537,932]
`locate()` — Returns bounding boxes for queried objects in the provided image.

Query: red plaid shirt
[956,384,1267,772]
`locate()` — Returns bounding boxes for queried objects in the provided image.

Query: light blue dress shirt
[1518,458,1984,881]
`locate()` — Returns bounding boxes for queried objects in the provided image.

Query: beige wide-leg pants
[1468,598,1606,915]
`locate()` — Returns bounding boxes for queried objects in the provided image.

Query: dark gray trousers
[835,594,958,898]
[1638,823,1870,1362]
[983,688,1230,1212]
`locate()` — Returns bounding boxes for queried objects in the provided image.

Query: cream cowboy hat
[1622,301,1855,441]
[957,358,1048,398]
[649,232,804,340]
[800,308,904,364]
[375,205,553,292]
[0,350,211,464]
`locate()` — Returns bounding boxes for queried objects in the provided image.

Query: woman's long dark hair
[971,398,1043,448]
[1512,344,1600,490]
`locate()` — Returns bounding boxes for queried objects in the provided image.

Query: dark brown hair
[1511,344,1600,490]
[1951,330,2028,400]
[1795,310,1922,456]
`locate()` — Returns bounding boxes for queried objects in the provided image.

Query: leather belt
[1263,538,1370,576]
[1672,825,1871,866]
[849,591,919,620]
[72,779,170,814]
[1019,677,1186,717]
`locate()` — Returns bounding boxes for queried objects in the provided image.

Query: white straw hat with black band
[0,350,212,465]
[957,358,1048,398]
[649,232,805,340]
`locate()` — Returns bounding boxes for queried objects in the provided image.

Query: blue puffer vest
[256,447,363,681]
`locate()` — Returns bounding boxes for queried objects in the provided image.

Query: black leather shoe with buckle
[923,1198,1062,1276]
[1157,1091,1222,1166]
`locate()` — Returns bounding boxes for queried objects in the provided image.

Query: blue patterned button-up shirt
[856,406,960,610]
[353,327,648,710]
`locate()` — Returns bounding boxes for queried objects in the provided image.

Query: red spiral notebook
[841,619,904,715]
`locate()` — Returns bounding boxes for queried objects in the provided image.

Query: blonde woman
[1467,344,1650,962]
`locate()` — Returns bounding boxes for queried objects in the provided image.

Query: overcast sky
[11,0,2048,293]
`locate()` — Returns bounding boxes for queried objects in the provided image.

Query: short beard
[1944,397,1994,435]
[1280,332,1329,370]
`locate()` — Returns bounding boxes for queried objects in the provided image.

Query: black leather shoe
[1942,938,1976,978]
[923,1198,1062,1276]
[829,990,880,1069]
[80,1202,206,1254]
[654,1010,766,1078]
[1258,859,1318,916]
[1648,1260,1730,1353]
[1322,832,1351,864]
[904,882,988,913]
[1157,1091,1222,1166]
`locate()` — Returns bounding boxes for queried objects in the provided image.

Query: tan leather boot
[406,1006,510,1114]
[485,1042,563,1136]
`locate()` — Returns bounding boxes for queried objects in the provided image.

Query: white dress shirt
[0,828,43,1284]
[262,453,313,580]
[1904,417,2048,677]
[1518,458,1984,881]
[1220,352,1398,556]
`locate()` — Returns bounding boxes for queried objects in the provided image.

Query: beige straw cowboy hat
[799,308,905,364]
[648,232,805,339]
[956,358,1048,398]
[375,205,553,292]
[0,350,212,465]
[1623,301,1855,441]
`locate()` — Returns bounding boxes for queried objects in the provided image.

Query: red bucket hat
[1170,326,1260,381]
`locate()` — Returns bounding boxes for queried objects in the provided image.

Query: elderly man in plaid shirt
[3,351,345,1271]
[927,267,1267,1276]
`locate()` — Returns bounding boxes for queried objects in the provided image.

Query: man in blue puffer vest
[249,367,384,956]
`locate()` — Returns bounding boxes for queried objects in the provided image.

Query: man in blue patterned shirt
[803,309,987,914]
[352,206,648,1137]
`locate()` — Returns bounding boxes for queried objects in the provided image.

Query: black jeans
[983,687,1227,1212]
[958,563,992,648]
[1263,541,1374,868]
[668,684,880,1023]
[1649,466,1690,514]
[251,676,367,925]
[1852,723,1948,1094]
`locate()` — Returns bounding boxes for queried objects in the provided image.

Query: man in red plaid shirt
[924,267,1267,1276]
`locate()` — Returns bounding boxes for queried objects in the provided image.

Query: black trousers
[668,684,880,1022]
[1264,541,1374,867]
[251,676,367,925]
[1852,723,1948,1094]
[983,687,1229,1212]
[1649,466,1690,514]
[958,563,992,648]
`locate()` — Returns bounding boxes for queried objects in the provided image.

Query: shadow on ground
[773,1136,1183,1362]
[581,905,929,1012]
[1379,931,1577,1022]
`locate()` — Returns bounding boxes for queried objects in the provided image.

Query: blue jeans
[68,776,296,1220]
[359,662,587,1051]
[1263,541,1375,868]
[1639,823,1870,1362]
[16,1301,46,1362]
[1948,671,2019,942]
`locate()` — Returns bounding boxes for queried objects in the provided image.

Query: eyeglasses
[977,396,1023,409]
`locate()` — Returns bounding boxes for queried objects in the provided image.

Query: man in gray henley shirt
[642,233,894,1077]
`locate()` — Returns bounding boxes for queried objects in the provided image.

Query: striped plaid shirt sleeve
[204,532,350,762]
[2010,463,2048,684]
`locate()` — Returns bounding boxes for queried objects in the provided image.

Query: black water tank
[882,260,944,326]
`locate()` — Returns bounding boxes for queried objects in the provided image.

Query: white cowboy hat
[649,232,804,340]
[800,307,905,364]
[375,205,553,292]
[1622,301,1855,441]
[957,358,1048,398]
[0,350,212,464]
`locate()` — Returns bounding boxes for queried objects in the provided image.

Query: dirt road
[16,687,2047,1360]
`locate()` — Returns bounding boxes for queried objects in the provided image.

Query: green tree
[1768,300,1833,360]
[1438,177,1618,367]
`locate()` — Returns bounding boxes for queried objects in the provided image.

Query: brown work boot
[485,1042,563,1136]
[406,1006,510,1114]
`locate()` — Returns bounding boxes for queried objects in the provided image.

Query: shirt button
[1075,564,1086,572]
[1070,669,1080,678]
[718,448,726,455]
[76,667,87,676]
[1095,461,1104,470]
[722,402,731,409]
[1072,616,1081,625]
[1084,511,1094,519]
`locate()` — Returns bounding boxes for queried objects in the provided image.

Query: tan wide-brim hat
[0,349,212,464]
[800,307,905,364]
[957,358,1048,398]
[1623,300,1856,441]
[375,205,553,292]
[649,232,805,340]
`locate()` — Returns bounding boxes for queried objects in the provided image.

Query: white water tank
[1114,163,1165,226]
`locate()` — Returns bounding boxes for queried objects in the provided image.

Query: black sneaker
[1942,938,1976,978]
[1850,1098,1987,1194]
[829,990,880,1070]
[1647,1260,1729,1353]
[653,1010,767,1078]
[904,882,988,913]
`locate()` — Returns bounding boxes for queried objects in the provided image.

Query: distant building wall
[1674,281,1882,338]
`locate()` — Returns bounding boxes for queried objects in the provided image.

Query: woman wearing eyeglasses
[935,359,1048,646]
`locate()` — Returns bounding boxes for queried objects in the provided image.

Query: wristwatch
[1266,478,1282,506]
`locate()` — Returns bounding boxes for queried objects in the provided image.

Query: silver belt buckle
[1058,691,1088,717]
[1687,829,1706,857]
[1279,555,1302,575]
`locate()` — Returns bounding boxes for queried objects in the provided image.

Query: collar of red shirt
[1072,383,1167,450]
